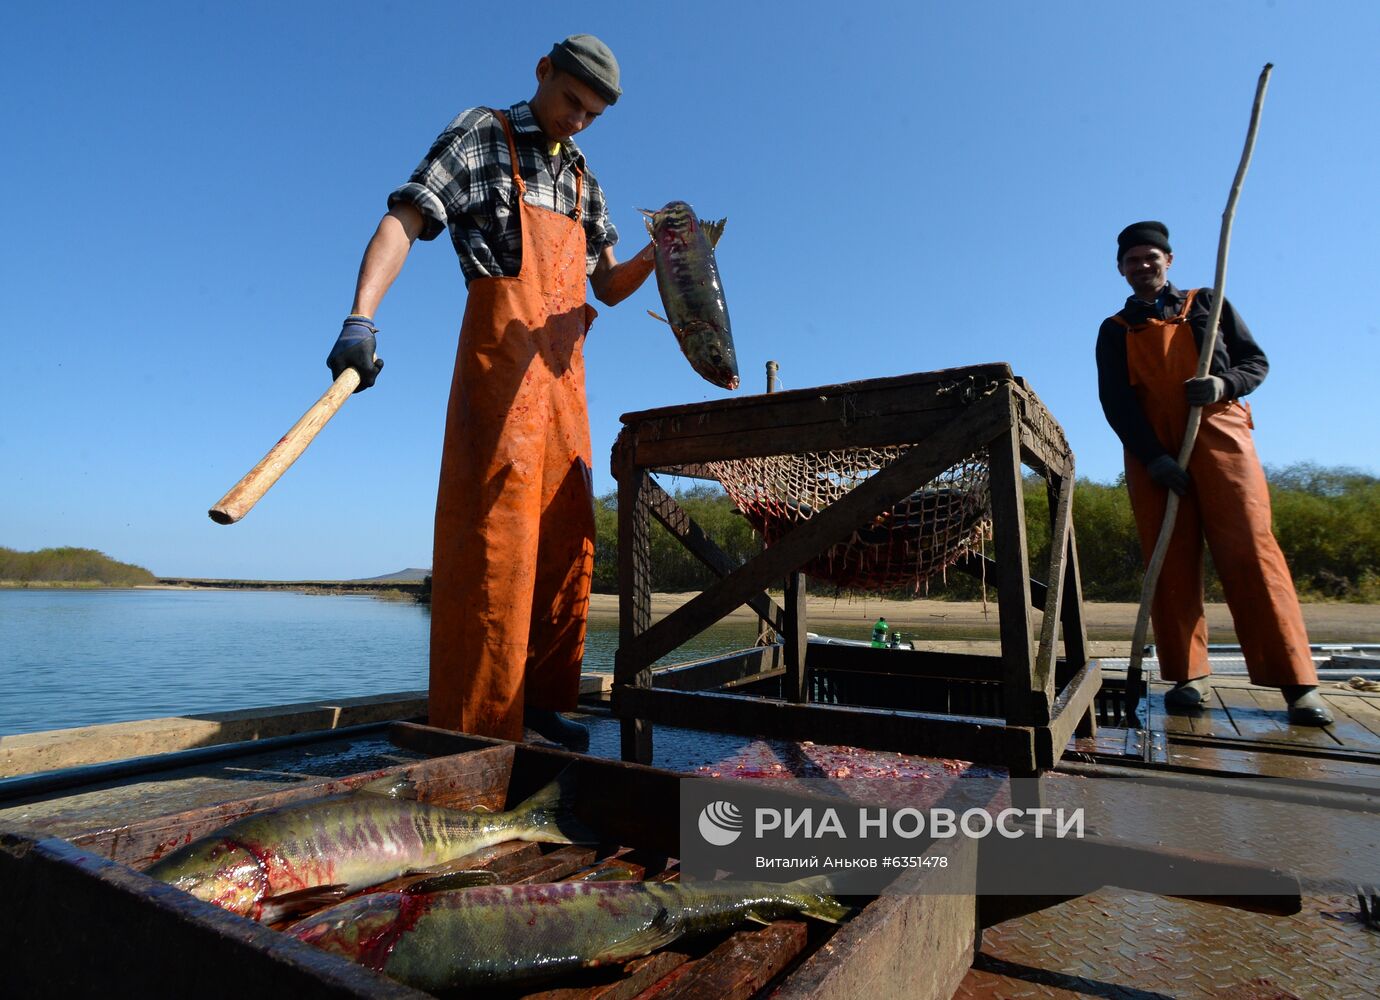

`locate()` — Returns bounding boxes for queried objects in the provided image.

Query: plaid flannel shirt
[387,101,618,284]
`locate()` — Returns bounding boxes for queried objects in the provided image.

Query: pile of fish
[147,766,850,991]
[643,200,740,391]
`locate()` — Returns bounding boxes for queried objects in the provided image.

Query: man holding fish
[324,35,658,751]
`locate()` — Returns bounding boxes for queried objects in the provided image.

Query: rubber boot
[524,709,590,751]
[1163,675,1213,710]
[1281,685,1333,728]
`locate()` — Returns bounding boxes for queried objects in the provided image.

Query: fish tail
[509,766,601,846]
[786,876,853,923]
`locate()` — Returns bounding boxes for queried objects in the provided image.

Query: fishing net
[703,446,992,592]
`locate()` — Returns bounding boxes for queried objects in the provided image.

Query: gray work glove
[327,315,384,392]
[1147,455,1189,497]
[1184,375,1226,406]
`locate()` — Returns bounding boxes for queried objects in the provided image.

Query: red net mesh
[704,446,991,592]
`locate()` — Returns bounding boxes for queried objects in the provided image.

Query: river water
[0,588,790,737]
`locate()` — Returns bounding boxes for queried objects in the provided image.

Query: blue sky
[3,1,1377,580]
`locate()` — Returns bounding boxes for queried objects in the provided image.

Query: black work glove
[1147,455,1189,497]
[1184,375,1227,406]
[327,315,384,392]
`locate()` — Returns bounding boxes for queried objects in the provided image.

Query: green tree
[588,465,1380,603]
[0,547,157,585]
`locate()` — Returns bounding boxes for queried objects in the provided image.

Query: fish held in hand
[145,768,595,922]
[286,877,850,992]
[642,200,740,390]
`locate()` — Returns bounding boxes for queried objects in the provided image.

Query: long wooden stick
[1124,64,1274,722]
[208,368,361,524]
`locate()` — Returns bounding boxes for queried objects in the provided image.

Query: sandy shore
[586,592,1380,650]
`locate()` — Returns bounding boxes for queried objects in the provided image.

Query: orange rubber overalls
[428,111,598,740]
[1113,289,1316,686]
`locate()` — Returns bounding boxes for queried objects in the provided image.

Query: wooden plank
[771,854,976,1000]
[1017,428,1069,481]
[986,398,1037,726]
[1215,687,1313,745]
[783,572,808,703]
[635,410,986,467]
[620,363,1014,426]
[1032,470,1074,713]
[1327,694,1380,745]
[643,921,808,1000]
[645,479,785,634]
[1293,695,1380,751]
[804,644,1004,682]
[616,447,655,764]
[612,686,1034,769]
[652,647,785,692]
[522,950,692,1000]
[0,830,428,999]
[622,389,1013,669]
[564,858,648,882]
[503,846,600,884]
[1036,660,1102,768]
[1059,516,1091,692]
[1246,688,1342,747]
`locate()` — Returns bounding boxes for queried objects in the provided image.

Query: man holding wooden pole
[1095,221,1331,726]
[325,36,656,750]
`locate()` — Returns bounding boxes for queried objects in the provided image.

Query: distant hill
[351,567,431,583]
[0,546,157,586]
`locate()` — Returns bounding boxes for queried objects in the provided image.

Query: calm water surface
[0,589,784,737]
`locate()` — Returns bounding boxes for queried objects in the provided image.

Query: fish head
[286,893,412,970]
[679,320,740,390]
[146,837,268,917]
[639,200,697,240]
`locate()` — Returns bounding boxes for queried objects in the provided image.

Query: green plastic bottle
[871,617,889,648]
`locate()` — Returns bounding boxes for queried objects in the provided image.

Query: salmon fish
[286,878,849,992]
[145,769,594,922]
[642,200,740,390]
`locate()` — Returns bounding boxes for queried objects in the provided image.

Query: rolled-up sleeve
[387,129,472,243]
[581,172,618,274]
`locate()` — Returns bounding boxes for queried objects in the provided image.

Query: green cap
[548,34,621,104]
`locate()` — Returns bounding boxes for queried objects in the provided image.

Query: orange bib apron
[428,111,598,739]
[1115,291,1314,686]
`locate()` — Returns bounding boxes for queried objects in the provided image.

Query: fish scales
[643,200,740,390]
[146,768,593,921]
[287,879,849,992]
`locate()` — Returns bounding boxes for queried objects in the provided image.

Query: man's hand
[327,316,384,392]
[589,242,656,306]
[1147,455,1189,496]
[1184,375,1226,406]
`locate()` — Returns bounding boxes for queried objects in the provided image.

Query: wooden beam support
[623,365,1014,467]
[1033,470,1075,716]
[783,572,808,703]
[986,397,1038,728]
[614,434,655,764]
[622,389,1013,669]
[612,685,1036,770]
[950,551,1047,608]
[644,478,785,634]
[805,644,1005,682]
[1035,660,1102,768]
[646,646,785,692]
